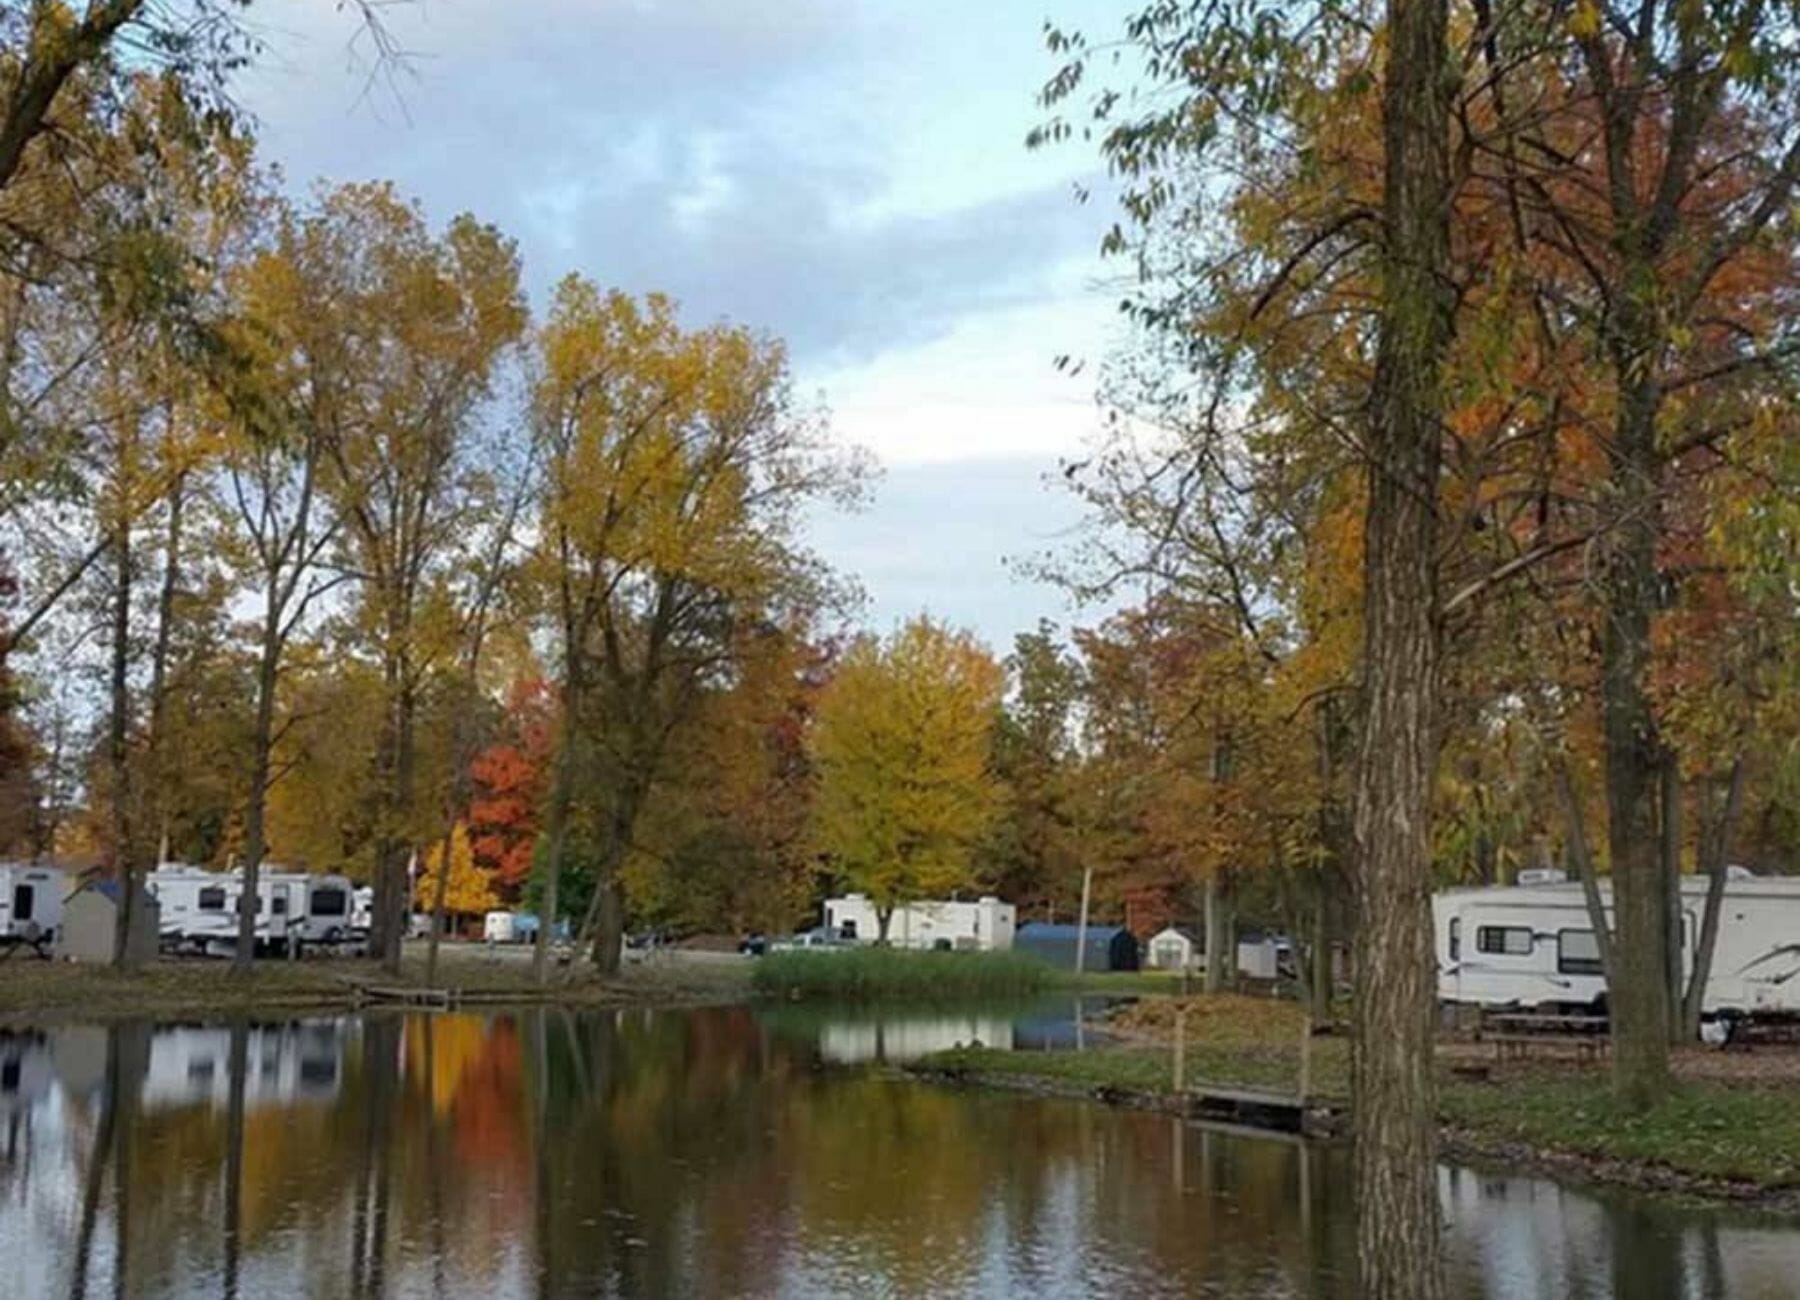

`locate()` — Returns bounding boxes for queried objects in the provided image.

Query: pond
[1,1004,1795,1298]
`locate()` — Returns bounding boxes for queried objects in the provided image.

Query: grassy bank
[911,995,1800,1203]
[751,947,1051,1000]
[1440,1069,1800,1190]
[0,945,752,1024]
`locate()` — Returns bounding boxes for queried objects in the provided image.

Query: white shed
[1146,926,1285,980]
[56,882,159,964]
[1147,926,1201,970]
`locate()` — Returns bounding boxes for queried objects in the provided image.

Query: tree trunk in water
[222,1017,248,1300]
[1683,760,1745,1036]
[109,520,140,971]
[1352,3,1452,1295]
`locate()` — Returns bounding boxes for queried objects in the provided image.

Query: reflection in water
[0,1010,1794,1298]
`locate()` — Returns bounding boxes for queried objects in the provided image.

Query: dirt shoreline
[907,1061,1800,1216]
[0,950,754,1026]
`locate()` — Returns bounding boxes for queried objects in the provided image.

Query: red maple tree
[467,678,553,898]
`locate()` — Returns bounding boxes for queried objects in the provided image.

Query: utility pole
[1074,865,1093,976]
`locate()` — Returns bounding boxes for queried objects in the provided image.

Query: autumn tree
[810,617,1004,942]
[981,623,1084,914]
[467,677,554,898]
[1037,4,1457,1291]
[527,279,861,979]
[216,188,350,972]
[296,183,526,973]
[413,822,499,929]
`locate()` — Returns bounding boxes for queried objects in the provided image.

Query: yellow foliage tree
[414,823,498,923]
[810,617,1004,942]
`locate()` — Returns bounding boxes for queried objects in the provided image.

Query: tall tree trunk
[575,778,645,975]
[234,592,281,974]
[109,517,140,971]
[1683,759,1746,1036]
[1555,756,1615,987]
[370,652,402,969]
[1311,886,1332,1021]
[1203,874,1226,993]
[1660,752,1685,1042]
[592,876,625,976]
[425,823,454,987]
[381,675,418,976]
[1602,331,1671,1111]
[532,706,578,986]
[147,467,184,864]
[1351,3,1453,1295]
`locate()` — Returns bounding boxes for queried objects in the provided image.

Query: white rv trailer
[148,865,358,953]
[1434,870,1800,1022]
[821,894,1018,951]
[0,863,65,942]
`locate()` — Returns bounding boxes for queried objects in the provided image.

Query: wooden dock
[338,979,460,1009]
[1185,1085,1345,1137]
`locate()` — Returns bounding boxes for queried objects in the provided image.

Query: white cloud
[230,0,1140,640]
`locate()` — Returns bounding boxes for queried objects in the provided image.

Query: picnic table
[0,930,52,961]
[1477,1011,1610,1063]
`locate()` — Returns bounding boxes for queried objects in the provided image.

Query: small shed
[1146,926,1202,970]
[56,881,159,964]
[1015,922,1140,972]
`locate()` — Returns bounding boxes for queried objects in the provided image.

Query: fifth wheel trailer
[1434,871,1800,1023]
[0,863,65,942]
[148,865,358,953]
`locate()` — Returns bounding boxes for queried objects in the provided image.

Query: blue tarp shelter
[1015,923,1140,972]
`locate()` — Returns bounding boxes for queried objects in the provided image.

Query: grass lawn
[1440,1069,1800,1188]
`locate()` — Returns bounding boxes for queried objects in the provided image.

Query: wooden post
[1298,1009,1314,1104]
[1074,865,1093,977]
[1173,1007,1188,1094]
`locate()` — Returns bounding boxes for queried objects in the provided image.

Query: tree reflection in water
[0,1008,1794,1299]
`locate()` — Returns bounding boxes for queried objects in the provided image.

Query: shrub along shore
[750,947,1053,1000]
[908,995,1800,1211]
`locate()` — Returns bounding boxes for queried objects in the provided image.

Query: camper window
[1448,918,1460,961]
[272,895,287,915]
[1476,925,1532,956]
[198,886,227,912]
[311,887,348,917]
[1557,929,1604,976]
[12,884,33,923]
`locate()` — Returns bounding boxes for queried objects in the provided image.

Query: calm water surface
[0,1003,1795,1298]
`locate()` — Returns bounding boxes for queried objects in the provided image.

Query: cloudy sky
[236,0,1132,652]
